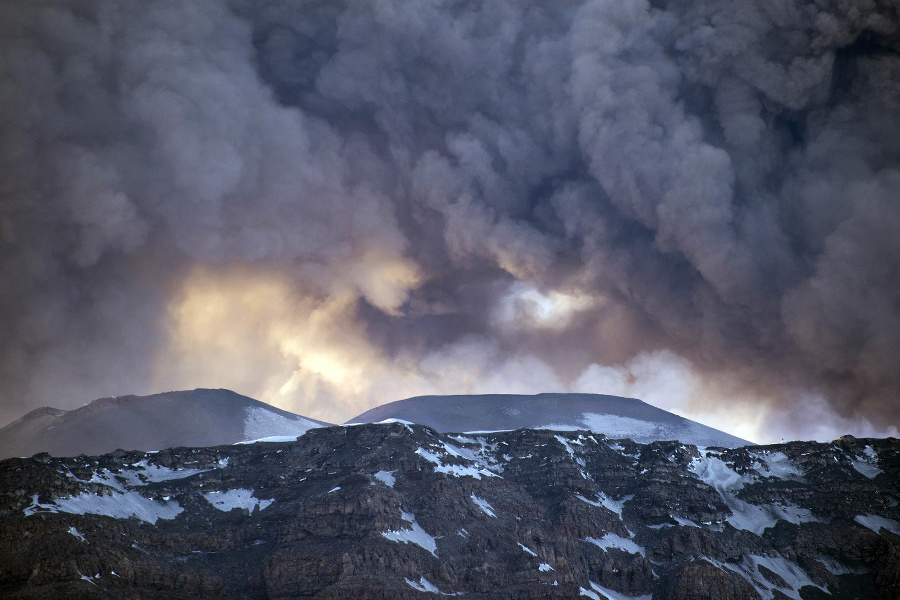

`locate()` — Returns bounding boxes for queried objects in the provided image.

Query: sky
[1,0,899,444]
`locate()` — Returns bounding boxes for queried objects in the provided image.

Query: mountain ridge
[0,388,328,459]
[347,392,752,448]
[1,423,897,598]
[0,390,752,459]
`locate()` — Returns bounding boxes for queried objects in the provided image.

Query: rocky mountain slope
[347,393,752,448]
[1,423,898,599]
[0,389,329,460]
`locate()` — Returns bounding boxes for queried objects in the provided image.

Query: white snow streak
[376,418,415,432]
[689,451,819,534]
[373,470,396,487]
[24,492,183,524]
[470,494,496,517]
[689,454,750,492]
[555,435,586,467]
[854,514,900,535]
[404,577,462,595]
[751,451,804,480]
[586,581,651,600]
[382,510,438,556]
[406,577,440,593]
[416,447,443,464]
[850,446,882,479]
[416,446,499,480]
[714,554,826,600]
[541,414,660,442]
[576,492,630,516]
[243,406,320,442]
[118,461,211,485]
[203,489,273,513]
[851,460,882,478]
[585,533,644,556]
[725,499,821,535]
[235,435,299,444]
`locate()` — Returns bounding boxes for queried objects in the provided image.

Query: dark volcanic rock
[0,424,898,599]
[668,559,761,600]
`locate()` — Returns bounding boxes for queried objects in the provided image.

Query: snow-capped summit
[0,389,751,459]
[0,389,330,459]
[347,393,752,447]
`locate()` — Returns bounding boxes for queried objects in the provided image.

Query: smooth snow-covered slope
[347,393,752,447]
[0,389,330,459]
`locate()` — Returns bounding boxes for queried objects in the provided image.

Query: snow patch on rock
[542,413,658,442]
[404,576,461,595]
[854,514,900,535]
[471,494,496,517]
[715,554,826,600]
[235,435,299,444]
[203,489,273,513]
[583,581,651,600]
[243,406,320,442]
[689,453,751,492]
[555,435,586,467]
[382,510,438,556]
[850,446,882,479]
[751,451,804,480]
[576,492,630,516]
[689,450,820,534]
[24,492,183,524]
[373,470,396,487]
[415,445,500,480]
[725,498,821,535]
[116,460,211,485]
[585,533,644,556]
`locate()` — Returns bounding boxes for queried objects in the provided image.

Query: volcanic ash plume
[1,0,899,441]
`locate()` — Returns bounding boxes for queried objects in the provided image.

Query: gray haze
[1,0,899,439]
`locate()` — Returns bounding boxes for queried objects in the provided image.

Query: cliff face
[0,423,898,599]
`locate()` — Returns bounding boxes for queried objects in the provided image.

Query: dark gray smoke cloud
[1,0,899,436]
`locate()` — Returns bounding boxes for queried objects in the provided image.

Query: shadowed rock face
[347,393,753,448]
[1,424,897,599]
[0,389,329,459]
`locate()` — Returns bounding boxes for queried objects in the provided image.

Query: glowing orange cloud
[153,266,896,444]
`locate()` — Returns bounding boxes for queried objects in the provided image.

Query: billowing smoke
[1,0,898,442]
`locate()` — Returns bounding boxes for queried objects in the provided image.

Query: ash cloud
[1,0,899,438]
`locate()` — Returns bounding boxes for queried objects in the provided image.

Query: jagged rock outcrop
[0,424,897,599]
